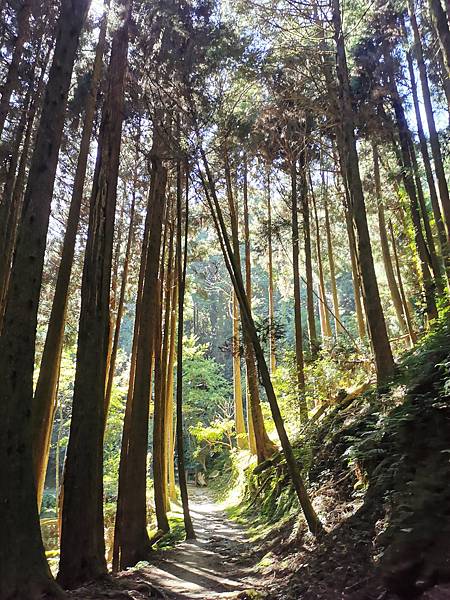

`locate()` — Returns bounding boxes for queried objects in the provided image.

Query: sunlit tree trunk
[310,177,332,339]
[200,148,323,535]
[291,160,307,422]
[333,0,394,383]
[0,1,91,596]
[176,159,196,540]
[115,127,167,569]
[166,261,178,501]
[58,1,130,587]
[153,217,175,532]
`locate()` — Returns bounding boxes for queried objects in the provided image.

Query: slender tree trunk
[266,170,277,372]
[153,219,175,533]
[373,143,409,335]
[166,262,178,501]
[388,86,438,320]
[389,219,417,346]
[176,160,195,540]
[32,12,108,510]
[200,149,323,536]
[429,0,450,80]
[115,133,167,570]
[232,289,247,449]
[291,161,308,422]
[58,2,130,587]
[0,41,51,329]
[104,188,136,416]
[409,0,450,242]
[402,15,450,279]
[310,176,332,339]
[323,184,342,336]
[242,155,276,460]
[0,0,32,138]
[113,156,153,573]
[332,0,394,383]
[299,154,318,354]
[0,1,91,596]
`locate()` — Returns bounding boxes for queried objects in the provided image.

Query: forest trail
[139,487,258,599]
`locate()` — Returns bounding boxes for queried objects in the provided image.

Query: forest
[0,0,450,598]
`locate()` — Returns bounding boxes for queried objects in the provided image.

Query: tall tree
[0,1,91,596]
[58,0,131,587]
[32,10,108,509]
[332,0,394,382]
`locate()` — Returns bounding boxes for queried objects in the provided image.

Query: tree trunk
[242,154,277,461]
[0,41,51,328]
[323,184,342,336]
[299,154,318,354]
[333,0,394,383]
[153,218,175,533]
[57,1,130,587]
[373,143,409,335]
[166,259,178,501]
[310,176,332,339]
[402,15,450,280]
[200,149,323,536]
[114,134,167,570]
[407,0,450,243]
[0,0,32,138]
[113,151,153,573]
[104,187,136,416]
[0,0,91,596]
[176,159,196,540]
[388,84,438,320]
[291,161,308,422]
[266,170,276,372]
[389,219,417,346]
[32,11,108,510]
[429,0,450,81]
[232,289,247,449]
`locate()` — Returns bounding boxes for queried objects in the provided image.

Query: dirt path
[138,487,258,599]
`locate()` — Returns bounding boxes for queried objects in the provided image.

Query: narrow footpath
[70,487,260,600]
[140,488,259,599]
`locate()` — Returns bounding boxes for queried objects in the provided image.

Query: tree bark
[0,1,91,596]
[323,182,342,336]
[166,260,178,501]
[429,0,450,81]
[176,159,196,540]
[32,11,108,510]
[115,134,167,570]
[266,170,276,372]
[232,289,247,449]
[402,15,450,280]
[291,161,308,422]
[57,1,130,587]
[153,218,175,532]
[332,0,394,383]
[408,0,450,244]
[0,0,32,138]
[200,149,323,536]
[373,143,409,335]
